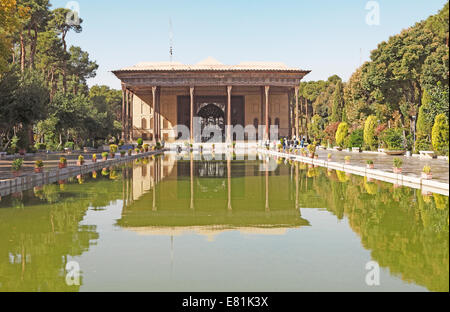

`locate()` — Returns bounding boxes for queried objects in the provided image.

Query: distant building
[113,57,310,142]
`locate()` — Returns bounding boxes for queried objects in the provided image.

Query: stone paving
[0,152,96,180]
[314,149,449,183]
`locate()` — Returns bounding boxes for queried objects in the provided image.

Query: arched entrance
[198,103,225,142]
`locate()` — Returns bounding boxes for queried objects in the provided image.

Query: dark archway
[198,103,225,142]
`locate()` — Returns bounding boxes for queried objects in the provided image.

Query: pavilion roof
[115,57,309,73]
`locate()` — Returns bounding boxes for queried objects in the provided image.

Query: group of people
[279,136,311,151]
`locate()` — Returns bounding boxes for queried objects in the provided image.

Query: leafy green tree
[431,113,449,155]
[331,81,344,122]
[335,122,348,148]
[363,115,378,150]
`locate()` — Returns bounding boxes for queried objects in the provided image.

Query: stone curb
[260,149,449,196]
[0,150,164,197]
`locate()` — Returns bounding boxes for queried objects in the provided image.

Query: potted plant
[34,160,44,173]
[366,160,374,169]
[101,152,109,161]
[128,149,132,156]
[307,144,316,158]
[212,144,215,151]
[327,153,332,161]
[109,144,118,158]
[393,157,403,174]
[120,150,126,158]
[345,156,351,164]
[12,158,24,177]
[92,154,97,163]
[134,148,140,155]
[137,138,143,148]
[77,155,85,166]
[143,144,149,152]
[232,142,236,150]
[421,165,432,180]
[59,157,67,169]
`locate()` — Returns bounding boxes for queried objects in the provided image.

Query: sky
[50,0,448,89]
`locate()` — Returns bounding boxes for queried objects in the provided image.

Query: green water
[0,153,448,292]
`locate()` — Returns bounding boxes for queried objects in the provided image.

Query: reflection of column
[265,160,270,212]
[190,87,195,143]
[226,86,232,144]
[295,86,299,139]
[295,164,299,210]
[227,156,232,211]
[190,152,194,210]
[152,159,157,211]
[265,86,270,141]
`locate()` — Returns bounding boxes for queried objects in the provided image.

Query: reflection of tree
[0,169,125,292]
[297,168,449,292]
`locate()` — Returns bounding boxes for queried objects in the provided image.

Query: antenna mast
[169,18,174,63]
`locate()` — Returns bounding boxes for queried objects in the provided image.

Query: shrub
[423,165,431,174]
[393,157,403,168]
[324,122,341,144]
[78,155,84,162]
[35,143,47,151]
[348,129,364,148]
[335,122,349,148]
[431,113,449,155]
[155,142,161,149]
[381,128,404,150]
[128,149,132,155]
[364,115,378,150]
[120,150,126,156]
[118,139,125,147]
[307,144,316,154]
[35,160,44,168]
[109,144,118,153]
[137,138,143,146]
[344,156,351,162]
[101,152,109,158]
[64,142,74,150]
[92,154,97,160]
[12,158,24,171]
[59,157,67,164]
[366,160,374,165]
[414,138,432,152]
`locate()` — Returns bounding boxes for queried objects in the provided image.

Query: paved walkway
[0,152,96,180]
[313,149,449,183]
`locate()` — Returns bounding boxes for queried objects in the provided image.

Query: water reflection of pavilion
[117,153,310,239]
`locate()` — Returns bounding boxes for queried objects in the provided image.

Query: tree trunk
[20,32,26,72]
[62,32,67,93]
[29,27,38,69]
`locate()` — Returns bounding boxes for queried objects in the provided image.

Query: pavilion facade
[113,58,310,143]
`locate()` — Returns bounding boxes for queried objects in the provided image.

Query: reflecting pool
[0,153,448,292]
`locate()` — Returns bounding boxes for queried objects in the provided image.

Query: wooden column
[129,91,134,141]
[264,86,270,141]
[121,86,126,140]
[125,89,129,142]
[155,87,160,142]
[226,86,232,144]
[295,86,299,139]
[288,91,292,138]
[152,87,157,143]
[190,87,195,143]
